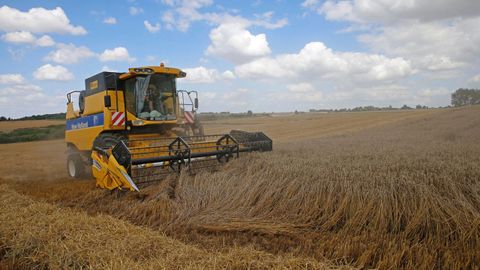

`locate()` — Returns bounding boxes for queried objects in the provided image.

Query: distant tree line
[0,116,12,121]
[0,112,66,121]
[451,88,480,107]
[309,104,434,113]
[198,111,271,121]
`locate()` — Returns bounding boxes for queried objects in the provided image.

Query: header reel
[91,130,272,191]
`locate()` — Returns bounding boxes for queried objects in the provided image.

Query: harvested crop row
[0,185,341,270]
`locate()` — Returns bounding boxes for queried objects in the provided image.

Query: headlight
[132,120,144,125]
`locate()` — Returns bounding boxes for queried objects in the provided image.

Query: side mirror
[194,98,199,109]
[104,95,111,108]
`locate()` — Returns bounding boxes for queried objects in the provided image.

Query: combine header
[92,131,271,191]
[65,64,272,191]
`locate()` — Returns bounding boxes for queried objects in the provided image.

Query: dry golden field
[0,120,64,132]
[0,107,479,269]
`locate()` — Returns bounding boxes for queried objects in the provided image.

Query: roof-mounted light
[132,68,154,74]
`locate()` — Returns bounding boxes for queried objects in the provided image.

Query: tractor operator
[142,84,168,118]
[144,84,159,112]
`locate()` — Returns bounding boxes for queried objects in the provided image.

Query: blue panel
[66,113,104,131]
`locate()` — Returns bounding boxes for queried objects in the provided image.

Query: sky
[0,0,479,118]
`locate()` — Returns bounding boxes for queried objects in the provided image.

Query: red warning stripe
[112,112,125,126]
[184,111,194,124]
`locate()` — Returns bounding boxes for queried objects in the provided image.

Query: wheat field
[0,107,479,269]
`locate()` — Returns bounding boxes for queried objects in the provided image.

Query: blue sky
[0,0,479,117]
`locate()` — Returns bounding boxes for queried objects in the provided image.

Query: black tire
[93,133,127,149]
[192,118,204,136]
[67,154,85,178]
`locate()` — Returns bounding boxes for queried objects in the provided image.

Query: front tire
[93,133,126,149]
[67,154,85,178]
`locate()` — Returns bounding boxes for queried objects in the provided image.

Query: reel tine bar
[168,136,191,173]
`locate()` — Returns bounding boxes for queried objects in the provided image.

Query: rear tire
[192,118,205,136]
[67,154,85,178]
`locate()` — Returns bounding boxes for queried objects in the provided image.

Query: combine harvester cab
[65,63,272,191]
[91,131,272,191]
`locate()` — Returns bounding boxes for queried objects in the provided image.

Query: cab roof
[119,65,186,80]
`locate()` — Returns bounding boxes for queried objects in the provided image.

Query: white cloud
[0,81,66,117]
[103,17,117,24]
[144,20,161,33]
[303,1,480,75]
[33,64,74,81]
[253,11,288,29]
[288,83,315,93]
[160,0,288,33]
[222,70,236,80]
[0,6,86,35]
[45,44,137,65]
[302,0,319,8]
[161,0,213,31]
[305,0,480,23]
[101,65,119,72]
[0,74,26,84]
[273,83,324,103]
[44,43,95,64]
[99,47,136,62]
[162,11,176,30]
[1,31,55,47]
[471,74,480,83]
[317,1,358,22]
[202,91,216,99]
[198,11,287,64]
[1,31,35,43]
[0,72,70,117]
[182,66,235,83]
[129,7,144,16]
[222,88,252,107]
[0,83,41,95]
[417,88,450,97]
[0,83,44,107]
[191,88,255,113]
[358,18,480,71]
[235,42,413,82]
[183,66,219,83]
[206,22,271,64]
[36,35,55,47]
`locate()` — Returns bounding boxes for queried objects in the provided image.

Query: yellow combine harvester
[65,64,272,191]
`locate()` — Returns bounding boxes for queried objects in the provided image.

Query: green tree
[451,88,480,107]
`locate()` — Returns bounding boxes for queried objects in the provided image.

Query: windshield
[125,74,177,121]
